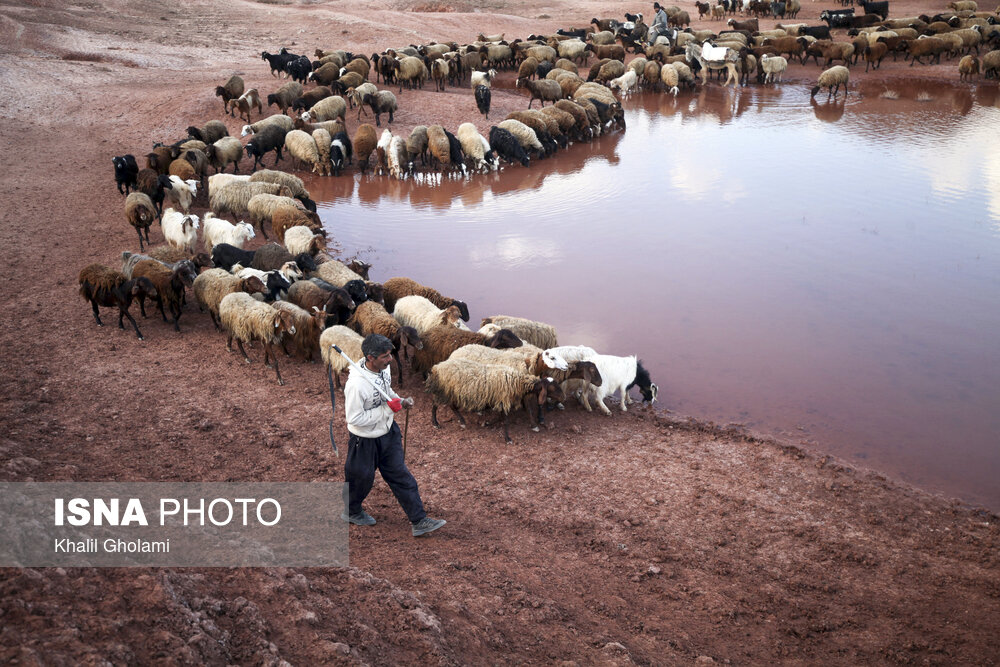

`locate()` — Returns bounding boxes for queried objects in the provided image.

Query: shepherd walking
[342,334,446,537]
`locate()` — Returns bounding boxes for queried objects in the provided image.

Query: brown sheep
[346,300,424,384]
[125,192,157,251]
[131,258,198,332]
[78,264,158,340]
[381,276,469,319]
[412,324,522,377]
[353,123,378,173]
[272,300,327,361]
[216,74,244,113]
[426,124,452,171]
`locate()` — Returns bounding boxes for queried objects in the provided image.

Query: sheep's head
[345,259,371,280]
[540,350,569,372]
[485,328,522,349]
[279,261,303,283]
[628,360,658,403]
[242,275,267,295]
[570,360,603,387]
[275,310,296,336]
[174,260,198,288]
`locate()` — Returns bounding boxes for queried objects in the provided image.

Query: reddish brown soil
[1,0,999,664]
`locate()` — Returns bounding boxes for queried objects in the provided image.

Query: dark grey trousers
[344,422,426,523]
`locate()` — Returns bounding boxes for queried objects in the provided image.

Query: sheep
[288,280,355,327]
[381,276,469,320]
[386,135,411,179]
[284,226,326,257]
[314,258,365,289]
[248,169,311,201]
[241,114,294,137]
[227,88,263,123]
[449,343,568,377]
[982,49,1000,78]
[480,315,557,349]
[556,39,588,64]
[425,358,562,443]
[78,264,158,339]
[469,83,491,120]
[112,154,139,195]
[218,292,296,385]
[249,243,316,276]
[411,323,522,376]
[563,354,658,415]
[496,119,544,157]
[211,181,292,225]
[392,295,466,336]
[456,122,494,172]
[959,54,981,79]
[333,71,366,93]
[201,212,255,252]
[216,74,245,113]
[341,56,372,80]
[145,145,173,175]
[261,50,296,77]
[516,57,539,83]
[245,123,288,170]
[247,193,304,238]
[211,242,255,272]
[283,129,323,174]
[192,268,266,330]
[556,58,580,75]
[588,29,617,46]
[759,54,788,83]
[161,207,200,254]
[131,258,198,332]
[125,192,156,250]
[308,62,343,87]
[346,301,423,383]
[362,90,397,127]
[235,264,298,301]
[426,124,454,172]
[470,68,498,89]
[539,105,579,142]
[658,62,681,95]
[393,56,429,92]
[187,120,228,145]
[267,81,304,115]
[553,99,591,138]
[301,95,347,123]
[272,300,325,361]
[201,137,240,175]
[488,125,530,167]
[949,0,979,9]
[146,245,214,271]
[806,40,856,68]
[864,42,889,71]
[810,65,850,99]
[271,205,323,242]
[431,58,450,91]
[505,110,560,153]
[293,86,334,116]
[609,70,639,96]
[353,123,379,173]
[320,325,365,388]
[168,155,196,183]
[345,83,378,115]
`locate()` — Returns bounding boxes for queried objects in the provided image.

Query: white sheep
[240,113,294,137]
[660,64,680,96]
[284,129,323,174]
[496,119,544,156]
[312,128,332,176]
[314,258,364,287]
[609,70,638,97]
[218,292,296,385]
[387,135,411,179]
[449,343,569,376]
[470,68,498,89]
[202,212,255,251]
[393,295,465,335]
[456,122,494,172]
[161,207,200,254]
[319,325,364,388]
[480,315,557,349]
[301,95,347,123]
[284,226,325,256]
[760,54,788,84]
[164,175,198,213]
[376,129,393,175]
[425,358,562,443]
[810,65,850,99]
[563,354,657,415]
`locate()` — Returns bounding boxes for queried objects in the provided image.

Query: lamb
[470,68,498,88]
[609,69,639,96]
[353,123,379,173]
[301,95,347,123]
[563,354,658,415]
[810,65,850,99]
[161,207,200,254]
[480,315,557,349]
[192,268,266,329]
[218,292,296,385]
[202,212,255,251]
[496,119,544,158]
[320,325,365,388]
[131,258,198,332]
[959,54,981,79]
[245,123,288,170]
[216,74,245,113]
[474,84,492,119]
[393,56,429,92]
[392,295,466,335]
[125,192,156,250]
[78,264,158,340]
[362,91,397,126]
[284,226,326,256]
[283,129,324,174]
[346,300,423,383]
[759,54,788,82]
[210,181,292,225]
[240,114,294,137]
[186,120,228,145]
[227,88,263,123]
[456,122,494,172]
[267,81,304,115]
[382,276,469,320]
[205,136,243,174]
[411,323,522,376]
[488,126,530,167]
[112,154,139,195]
[425,357,562,443]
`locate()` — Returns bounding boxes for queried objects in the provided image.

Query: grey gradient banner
[0,483,349,567]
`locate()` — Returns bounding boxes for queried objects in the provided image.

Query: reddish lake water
[306,78,1000,510]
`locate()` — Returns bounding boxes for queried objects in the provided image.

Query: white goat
[161,208,200,254]
[202,213,255,251]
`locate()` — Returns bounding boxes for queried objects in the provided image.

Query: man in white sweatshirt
[342,334,446,537]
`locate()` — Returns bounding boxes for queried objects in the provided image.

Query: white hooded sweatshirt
[344,359,401,438]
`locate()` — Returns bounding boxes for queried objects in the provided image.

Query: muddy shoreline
[1,0,998,663]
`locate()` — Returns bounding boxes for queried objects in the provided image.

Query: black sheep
[245,123,287,171]
[443,128,467,173]
[112,154,138,195]
[286,56,313,83]
[474,84,491,119]
[79,264,158,340]
[858,0,889,20]
[488,126,530,167]
[211,243,256,272]
[535,61,554,79]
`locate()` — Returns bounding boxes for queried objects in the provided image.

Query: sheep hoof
[459,424,467,429]
[556,403,565,410]
[531,426,539,432]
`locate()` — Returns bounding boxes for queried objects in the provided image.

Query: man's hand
[402,397,415,410]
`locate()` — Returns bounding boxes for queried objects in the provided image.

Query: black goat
[286,56,312,83]
[112,154,138,195]
[211,243,256,272]
[474,84,491,119]
[858,0,889,20]
[261,50,295,77]
[488,126,530,167]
